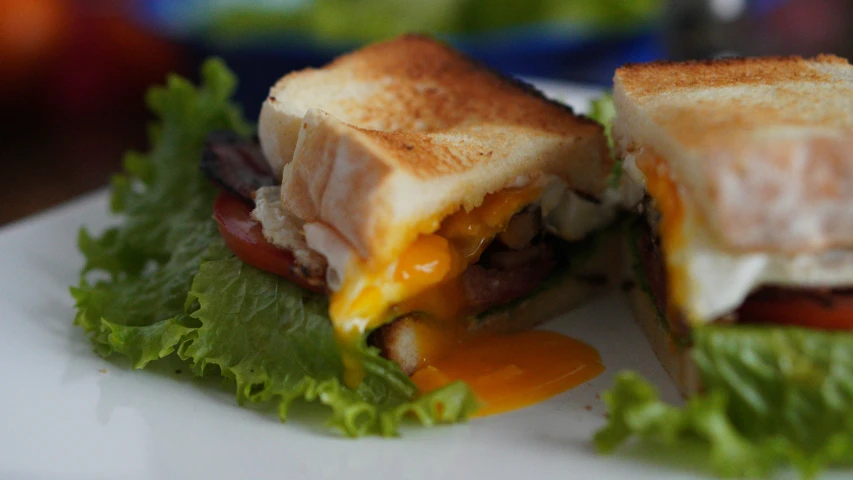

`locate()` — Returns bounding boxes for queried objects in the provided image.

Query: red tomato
[737,290,853,330]
[213,192,325,293]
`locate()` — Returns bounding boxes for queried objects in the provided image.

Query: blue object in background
[197,30,663,117]
[133,1,664,117]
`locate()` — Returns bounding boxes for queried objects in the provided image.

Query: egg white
[623,153,853,323]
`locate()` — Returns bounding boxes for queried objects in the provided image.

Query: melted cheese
[330,185,542,387]
[410,331,603,417]
[634,150,853,323]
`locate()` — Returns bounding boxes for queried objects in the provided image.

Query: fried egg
[631,150,853,323]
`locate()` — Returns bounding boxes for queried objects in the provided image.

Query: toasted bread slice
[259,34,606,180]
[284,108,608,263]
[613,55,853,253]
[620,233,699,396]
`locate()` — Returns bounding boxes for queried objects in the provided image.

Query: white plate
[0,83,835,480]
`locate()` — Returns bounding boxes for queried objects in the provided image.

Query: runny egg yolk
[394,234,453,287]
[330,185,542,388]
[636,151,688,315]
[411,330,604,417]
[327,183,605,414]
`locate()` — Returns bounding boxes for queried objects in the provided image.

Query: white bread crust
[621,234,699,396]
[613,55,853,253]
[625,284,698,397]
[284,109,607,262]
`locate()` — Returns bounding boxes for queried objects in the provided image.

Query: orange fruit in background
[0,0,69,90]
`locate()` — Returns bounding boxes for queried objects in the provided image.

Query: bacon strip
[463,242,557,313]
[201,132,276,204]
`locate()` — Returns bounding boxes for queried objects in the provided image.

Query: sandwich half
[248,35,618,384]
[598,55,853,476]
[201,35,620,413]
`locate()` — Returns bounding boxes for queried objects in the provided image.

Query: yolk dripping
[411,330,604,417]
[326,183,605,413]
[394,234,453,287]
[329,185,541,388]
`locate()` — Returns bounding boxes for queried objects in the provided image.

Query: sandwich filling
[204,135,614,396]
[323,183,542,386]
[255,175,615,386]
[623,149,853,328]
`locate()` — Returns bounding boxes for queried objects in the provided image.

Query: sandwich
[72,35,619,436]
[250,35,618,384]
[595,55,853,477]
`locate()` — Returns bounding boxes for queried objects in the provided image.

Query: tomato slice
[213,192,325,293]
[737,288,853,330]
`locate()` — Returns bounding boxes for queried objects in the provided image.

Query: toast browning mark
[617,55,845,99]
[289,34,601,138]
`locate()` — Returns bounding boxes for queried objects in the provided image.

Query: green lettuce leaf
[70,219,218,366]
[182,256,478,435]
[596,326,853,478]
[72,58,249,366]
[588,92,615,146]
[71,59,478,436]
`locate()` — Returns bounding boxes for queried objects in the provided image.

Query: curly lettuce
[596,326,853,478]
[71,59,477,436]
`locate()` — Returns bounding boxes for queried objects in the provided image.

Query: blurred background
[1,0,851,226]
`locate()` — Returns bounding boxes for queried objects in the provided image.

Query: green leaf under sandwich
[70,58,478,436]
[182,256,478,435]
[596,326,853,478]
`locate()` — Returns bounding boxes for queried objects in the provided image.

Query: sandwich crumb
[584,405,592,411]
[99,368,107,374]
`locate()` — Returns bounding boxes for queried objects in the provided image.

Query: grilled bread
[252,35,618,384]
[284,108,608,263]
[262,35,610,263]
[260,34,608,183]
[613,55,853,254]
